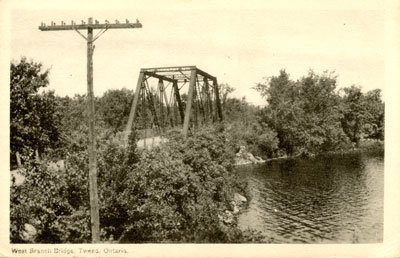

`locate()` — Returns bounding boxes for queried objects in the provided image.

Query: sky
[7,0,385,106]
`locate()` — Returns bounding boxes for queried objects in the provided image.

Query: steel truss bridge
[124,66,223,143]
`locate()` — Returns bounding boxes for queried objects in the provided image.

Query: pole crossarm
[39,21,142,31]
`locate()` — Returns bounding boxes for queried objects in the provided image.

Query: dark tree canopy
[340,86,384,145]
[96,88,134,132]
[254,70,384,155]
[10,57,62,164]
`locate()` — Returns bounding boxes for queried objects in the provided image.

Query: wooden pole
[38,16,142,244]
[87,18,100,243]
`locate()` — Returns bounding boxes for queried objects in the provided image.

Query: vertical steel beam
[173,81,185,124]
[204,78,213,122]
[182,69,197,138]
[210,85,216,122]
[87,19,100,243]
[160,80,174,127]
[145,80,160,130]
[124,72,145,144]
[196,79,206,123]
[157,79,165,129]
[193,77,199,127]
[213,78,223,122]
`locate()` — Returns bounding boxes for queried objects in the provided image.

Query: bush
[10,159,91,243]
[11,126,255,243]
[118,126,247,242]
[10,58,63,166]
[225,121,279,159]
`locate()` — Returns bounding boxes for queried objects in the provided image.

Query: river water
[237,151,384,243]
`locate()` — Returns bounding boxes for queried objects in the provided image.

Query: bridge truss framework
[124,66,223,142]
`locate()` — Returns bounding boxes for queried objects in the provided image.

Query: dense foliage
[254,70,384,156]
[10,158,91,243]
[10,58,63,165]
[96,88,134,133]
[117,128,247,242]
[340,86,384,146]
[221,92,280,159]
[11,124,255,243]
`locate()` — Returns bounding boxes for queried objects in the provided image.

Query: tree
[97,88,134,132]
[364,89,384,140]
[255,70,348,155]
[10,57,62,164]
[296,71,347,152]
[340,86,384,145]
[55,94,90,153]
[219,83,235,109]
[223,97,258,123]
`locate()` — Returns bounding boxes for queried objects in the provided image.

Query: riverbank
[234,145,266,166]
[309,139,384,160]
[235,139,384,167]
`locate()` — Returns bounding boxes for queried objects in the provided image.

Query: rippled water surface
[238,151,384,243]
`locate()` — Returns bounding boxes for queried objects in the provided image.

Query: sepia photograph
[1,0,399,257]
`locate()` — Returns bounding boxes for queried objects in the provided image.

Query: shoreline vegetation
[235,138,384,166]
[10,58,384,243]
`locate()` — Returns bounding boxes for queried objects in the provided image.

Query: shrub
[118,126,247,242]
[10,159,91,243]
[225,121,279,159]
[11,126,255,243]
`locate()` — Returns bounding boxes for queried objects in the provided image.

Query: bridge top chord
[141,66,216,83]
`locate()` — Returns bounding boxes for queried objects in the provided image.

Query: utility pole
[39,17,142,243]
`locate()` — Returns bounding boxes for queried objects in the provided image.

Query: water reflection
[238,152,384,243]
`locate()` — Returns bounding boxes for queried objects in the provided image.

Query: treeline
[10,59,385,165]
[225,70,384,158]
[11,58,143,166]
